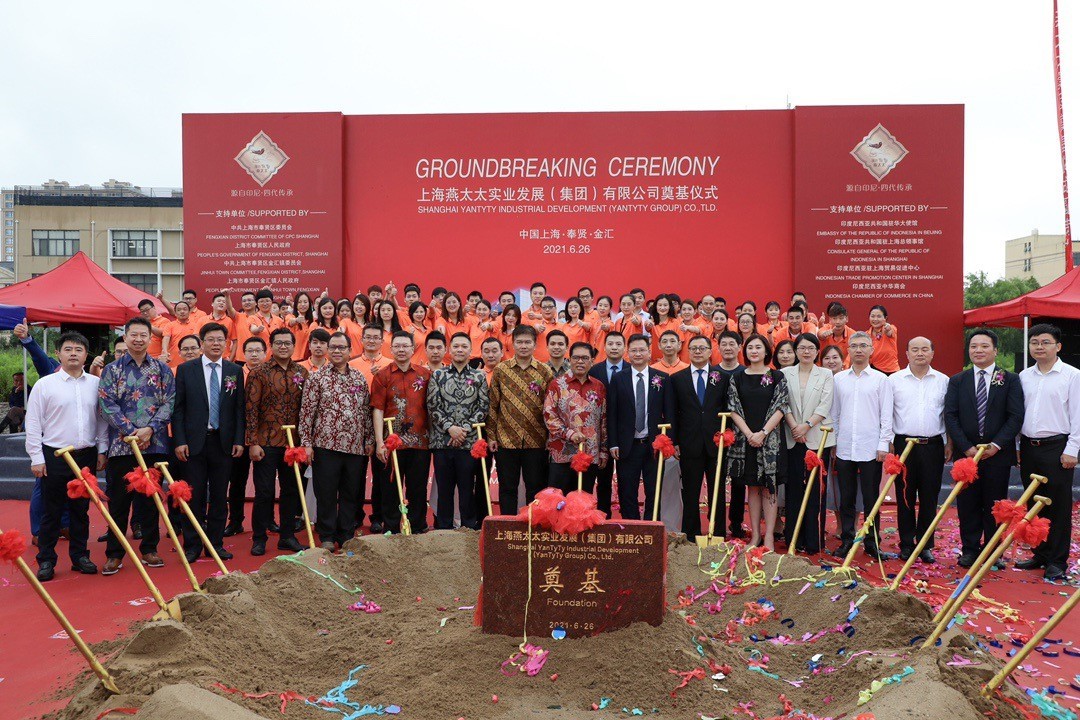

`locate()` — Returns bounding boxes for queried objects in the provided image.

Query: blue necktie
[696,369,706,405]
[209,363,220,430]
[975,369,987,437]
[609,364,618,382]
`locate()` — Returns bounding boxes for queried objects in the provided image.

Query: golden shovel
[473,422,493,517]
[788,426,832,556]
[697,412,732,548]
[383,417,412,535]
[281,425,317,549]
[125,437,202,595]
[982,586,1078,696]
[55,445,178,621]
[155,462,230,575]
[651,423,672,522]
[0,524,120,694]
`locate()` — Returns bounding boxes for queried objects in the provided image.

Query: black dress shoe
[97,532,109,543]
[729,529,747,540]
[184,549,201,564]
[251,542,266,556]
[269,522,281,534]
[863,544,883,560]
[369,521,384,534]
[132,527,143,540]
[918,549,936,564]
[1015,557,1046,571]
[277,537,303,552]
[1044,565,1066,581]
[36,562,55,582]
[214,547,234,561]
[293,518,304,533]
[957,553,977,568]
[71,556,97,574]
[223,524,243,537]
[832,542,853,558]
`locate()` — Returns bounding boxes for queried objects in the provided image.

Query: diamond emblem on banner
[235,131,290,186]
[850,124,909,181]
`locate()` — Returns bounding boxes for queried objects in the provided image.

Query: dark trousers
[548,461,599,494]
[433,448,479,530]
[369,454,383,524]
[36,445,95,566]
[495,448,548,515]
[785,444,831,552]
[252,446,305,544]
[678,451,723,541]
[182,432,233,552]
[894,436,946,553]
[616,440,658,521]
[105,453,164,559]
[227,449,250,529]
[1020,436,1073,568]
[955,452,1011,557]
[380,448,430,533]
[473,453,494,524]
[835,458,883,545]
[594,461,614,517]
[312,447,365,545]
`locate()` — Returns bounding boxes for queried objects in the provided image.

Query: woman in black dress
[728,333,789,551]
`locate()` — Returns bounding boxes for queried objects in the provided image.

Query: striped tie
[209,363,220,430]
[975,369,987,437]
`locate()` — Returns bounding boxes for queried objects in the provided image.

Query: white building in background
[1004,229,1073,286]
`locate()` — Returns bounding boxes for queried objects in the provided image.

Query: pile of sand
[57,531,1035,720]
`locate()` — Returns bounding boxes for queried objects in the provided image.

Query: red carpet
[0,498,1077,719]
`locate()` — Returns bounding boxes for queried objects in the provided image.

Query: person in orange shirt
[590,296,616,354]
[791,291,820,327]
[227,291,257,362]
[529,296,560,363]
[177,332,203,365]
[234,290,283,364]
[352,293,373,326]
[649,295,680,361]
[758,301,787,342]
[523,281,547,326]
[349,323,393,387]
[675,299,703,363]
[469,299,500,359]
[695,294,718,331]
[439,292,474,347]
[336,299,364,354]
[421,331,447,371]
[792,301,819,335]
[163,300,200,371]
[867,304,899,374]
[772,305,809,346]
[299,328,331,373]
[138,299,171,363]
[738,300,758,324]
[157,288,208,324]
[373,300,403,357]
[706,309,731,362]
[651,330,689,374]
[559,297,592,348]
[403,301,442,363]
[577,286,600,326]
[203,293,237,360]
[818,303,854,368]
[497,304,522,359]
[286,292,315,362]
[735,312,757,365]
[313,296,339,333]
[464,290,484,319]
[480,336,503,385]
[613,294,647,340]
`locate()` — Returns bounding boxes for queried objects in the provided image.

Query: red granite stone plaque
[479,517,667,638]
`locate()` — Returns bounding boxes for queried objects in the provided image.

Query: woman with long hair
[314,296,339,331]
[287,291,315,361]
[336,298,363,354]
[758,300,787,341]
[404,301,439,363]
[772,339,796,370]
[497,303,521,359]
[469,299,500,359]
[648,294,679,361]
[675,299,702,363]
[709,308,731,365]
[560,297,591,347]
[374,299,403,357]
[736,312,756,364]
[440,291,474,340]
[590,295,615,354]
[614,294,645,338]
[867,304,899,374]
[727,334,789,552]
[820,344,846,375]
[352,293,372,325]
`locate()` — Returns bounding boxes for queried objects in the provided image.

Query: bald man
[887,337,951,563]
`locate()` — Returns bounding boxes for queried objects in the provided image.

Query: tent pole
[1023,315,1029,370]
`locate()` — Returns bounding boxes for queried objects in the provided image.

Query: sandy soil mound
[56,530,1036,719]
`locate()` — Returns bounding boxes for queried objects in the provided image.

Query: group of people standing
[19,282,1075,584]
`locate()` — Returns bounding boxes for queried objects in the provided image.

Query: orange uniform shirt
[469,317,501,359]
[164,318,200,370]
[299,357,330,374]
[233,312,283,362]
[336,318,364,357]
[286,315,312,361]
[868,324,900,373]
[148,315,170,358]
[557,320,592,349]
[649,318,681,361]
[651,357,689,374]
[675,322,704,363]
[819,325,855,368]
[589,317,617,354]
[349,352,393,387]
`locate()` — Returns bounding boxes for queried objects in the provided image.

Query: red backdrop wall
[182,105,964,367]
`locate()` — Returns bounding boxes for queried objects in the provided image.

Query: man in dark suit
[608,334,675,521]
[944,329,1024,567]
[670,336,729,541]
[588,331,629,517]
[173,322,246,562]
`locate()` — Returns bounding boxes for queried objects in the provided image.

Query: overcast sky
[0,1,1075,278]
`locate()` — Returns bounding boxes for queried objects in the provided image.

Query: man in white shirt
[1014,323,1078,581]
[832,331,893,559]
[25,331,108,582]
[889,336,951,563]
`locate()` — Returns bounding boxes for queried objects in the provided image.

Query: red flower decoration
[804,450,826,474]
[1011,516,1050,547]
[652,434,676,459]
[284,447,309,466]
[168,480,194,508]
[0,529,27,563]
[124,467,162,497]
[570,451,594,473]
[714,429,735,448]
[517,487,564,526]
[883,453,907,480]
[67,468,105,500]
[992,499,1027,527]
[470,438,489,459]
[383,434,404,453]
[550,490,606,535]
[950,457,979,485]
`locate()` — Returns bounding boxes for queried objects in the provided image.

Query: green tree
[963,272,1040,371]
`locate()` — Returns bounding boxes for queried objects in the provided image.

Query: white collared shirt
[24,369,108,465]
[832,365,893,461]
[632,367,650,439]
[1019,358,1080,456]
[889,365,948,439]
[201,354,225,428]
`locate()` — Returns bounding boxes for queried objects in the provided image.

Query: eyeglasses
[1029,339,1058,347]
[272,341,294,348]
[849,343,871,350]
[328,345,349,351]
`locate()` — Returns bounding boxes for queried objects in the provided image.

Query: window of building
[1023,259,1032,272]
[113,273,158,293]
[4,220,10,227]
[111,230,158,258]
[1023,241,1032,253]
[31,229,79,257]
[4,211,12,218]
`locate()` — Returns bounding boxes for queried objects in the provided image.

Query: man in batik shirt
[543,341,608,493]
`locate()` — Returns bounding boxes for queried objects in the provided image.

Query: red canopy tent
[964,266,1080,328]
[0,251,168,325]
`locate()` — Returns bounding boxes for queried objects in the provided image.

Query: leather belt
[1022,434,1068,446]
